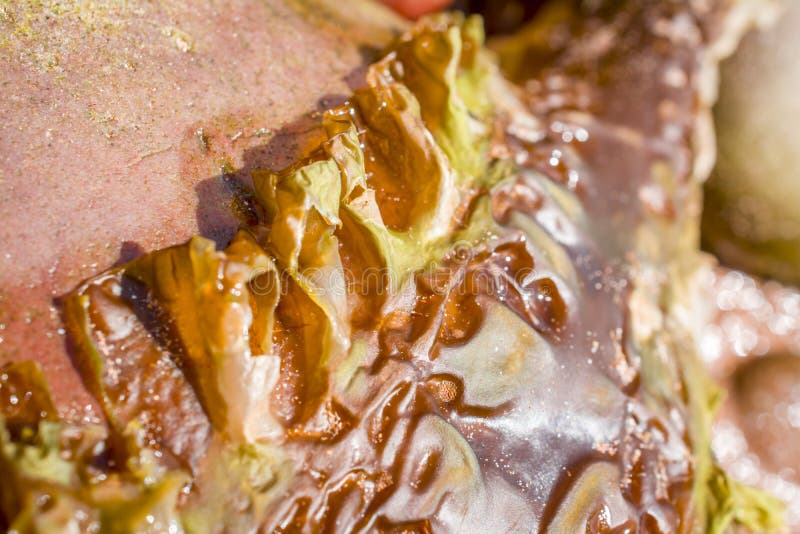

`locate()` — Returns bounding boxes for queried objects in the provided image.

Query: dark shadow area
[454,0,548,35]
[343,45,380,91]
[113,240,147,267]
[193,94,351,248]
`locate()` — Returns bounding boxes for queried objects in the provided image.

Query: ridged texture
[0,5,783,533]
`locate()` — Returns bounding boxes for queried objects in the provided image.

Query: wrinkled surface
[0,2,786,533]
[0,0,405,417]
